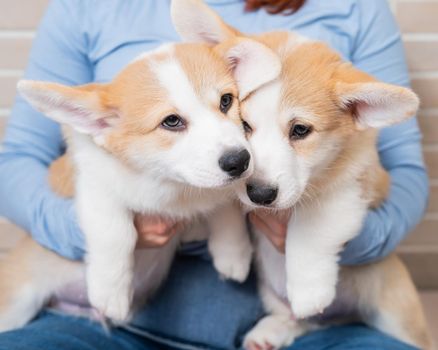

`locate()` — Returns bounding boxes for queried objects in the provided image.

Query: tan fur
[174,44,239,118]
[0,238,78,303]
[340,255,432,350]
[0,239,33,311]
[99,58,181,163]
[49,154,75,198]
[1,126,77,321]
[0,236,82,330]
[362,163,391,208]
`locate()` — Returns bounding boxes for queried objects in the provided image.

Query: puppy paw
[212,244,252,283]
[243,315,302,350]
[87,274,133,323]
[287,282,336,319]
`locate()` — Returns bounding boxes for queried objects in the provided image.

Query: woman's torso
[84,0,360,84]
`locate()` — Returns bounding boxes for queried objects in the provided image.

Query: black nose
[247,183,278,206]
[219,149,251,178]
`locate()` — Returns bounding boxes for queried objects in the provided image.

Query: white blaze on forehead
[246,80,317,127]
[148,52,204,117]
[246,81,284,171]
[278,32,311,58]
[245,80,282,127]
[131,43,175,63]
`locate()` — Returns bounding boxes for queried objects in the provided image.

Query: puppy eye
[242,120,253,134]
[290,124,312,140]
[220,93,233,113]
[161,114,186,131]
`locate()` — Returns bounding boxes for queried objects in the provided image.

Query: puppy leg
[285,186,367,319]
[208,202,253,282]
[348,255,433,350]
[78,192,137,323]
[0,237,82,332]
[243,284,306,350]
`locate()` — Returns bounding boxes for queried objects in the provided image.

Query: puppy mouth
[174,164,252,190]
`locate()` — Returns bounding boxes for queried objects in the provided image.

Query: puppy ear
[220,39,282,99]
[17,80,118,136]
[171,0,239,44]
[334,65,419,129]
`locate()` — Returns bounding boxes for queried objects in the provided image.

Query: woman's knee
[0,312,156,350]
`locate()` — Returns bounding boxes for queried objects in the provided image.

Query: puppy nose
[219,149,251,177]
[247,183,278,206]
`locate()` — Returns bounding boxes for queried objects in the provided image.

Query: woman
[0,0,428,349]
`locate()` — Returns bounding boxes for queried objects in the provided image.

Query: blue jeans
[0,255,418,350]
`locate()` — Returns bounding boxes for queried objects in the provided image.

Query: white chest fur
[255,180,368,318]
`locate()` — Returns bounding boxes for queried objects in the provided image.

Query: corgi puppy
[0,33,282,330]
[172,1,433,349]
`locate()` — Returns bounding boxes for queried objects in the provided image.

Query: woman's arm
[0,0,92,259]
[340,0,429,264]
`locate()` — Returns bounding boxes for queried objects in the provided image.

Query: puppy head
[18,38,279,189]
[236,38,419,209]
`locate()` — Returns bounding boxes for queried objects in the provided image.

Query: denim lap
[0,256,420,350]
[0,313,420,350]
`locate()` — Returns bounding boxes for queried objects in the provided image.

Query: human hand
[134,214,184,248]
[248,209,292,253]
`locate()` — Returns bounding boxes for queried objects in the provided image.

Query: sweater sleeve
[0,0,93,259]
[340,0,429,264]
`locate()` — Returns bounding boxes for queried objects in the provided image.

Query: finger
[158,220,185,237]
[154,220,175,236]
[254,211,284,231]
[250,212,287,238]
[255,208,291,225]
[137,220,186,248]
[249,214,285,253]
[249,213,274,238]
[135,214,176,232]
[137,234,171,249]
